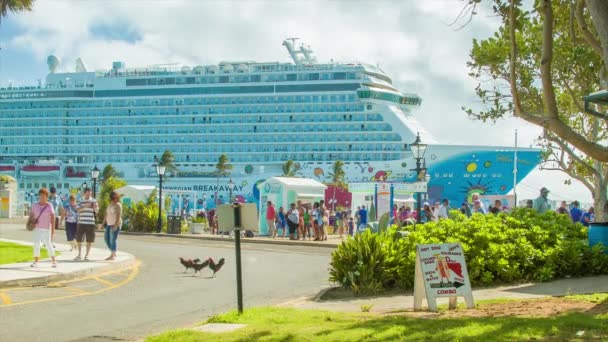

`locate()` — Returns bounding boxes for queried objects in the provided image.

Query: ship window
[308,73,319,80]
[219,76,229,83]
[165,78,176,85]
[333,72,346,80]
[251,75,260,82]
[286,74,297,81]
[186,77,195,84]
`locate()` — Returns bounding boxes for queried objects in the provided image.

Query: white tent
[115,185,156,206]
[258,177,327,235]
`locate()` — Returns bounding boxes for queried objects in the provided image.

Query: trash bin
[167,215,182,234]
[589,222,608,254]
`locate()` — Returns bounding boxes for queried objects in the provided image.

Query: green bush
[329,209,608,294]
[123,201,167,232]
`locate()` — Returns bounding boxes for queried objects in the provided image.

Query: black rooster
[191,259,210,276]
[208,257,225,278]
[178,257,201,273]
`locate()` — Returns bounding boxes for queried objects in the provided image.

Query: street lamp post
[409,132,427,224]
[155,162,166,233]
[228,178,235,203]
[91,165,100,198]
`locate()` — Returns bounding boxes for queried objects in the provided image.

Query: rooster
[178,257,201,273]
[191,259,210,276]
[208,257,225,278]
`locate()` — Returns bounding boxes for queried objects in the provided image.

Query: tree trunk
[592,161,608,222]
[586,0,608,72]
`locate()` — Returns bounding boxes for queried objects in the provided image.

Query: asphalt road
[0,224,332,342]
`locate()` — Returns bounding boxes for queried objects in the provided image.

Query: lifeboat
[21,165,60,177]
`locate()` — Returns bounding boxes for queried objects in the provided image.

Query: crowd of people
[27,186,123,267]
[264,200,370,240]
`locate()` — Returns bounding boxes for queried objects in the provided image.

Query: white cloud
[2,0,592,202]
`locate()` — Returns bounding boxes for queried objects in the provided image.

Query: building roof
[269,177,327,188]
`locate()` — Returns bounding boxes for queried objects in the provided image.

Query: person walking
[102,191,122,261]
[30,188,57,268]
[581,207,595,227]
[556,201,570,217]
[297,201,305,240]
[421,202,433,223]
[74,187,98,261]
[320,200,329,241]
[532,187,551,213]
[437,199,450,219]
[303,206,312,240]
[266,201,277,238]
[570,201,583,223]
[472,200,486,214]
[276,206,286,238]
[286,203,299,240]
[357,205,368,232]
[61,195,79,251]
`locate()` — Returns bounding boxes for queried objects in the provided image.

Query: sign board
[218,203,259,232]
[413,243,474,312]
[348,182,376,193]
[393,182,427,194]
[376,183,391,218]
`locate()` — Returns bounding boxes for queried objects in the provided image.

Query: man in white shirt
[437,199,450,219]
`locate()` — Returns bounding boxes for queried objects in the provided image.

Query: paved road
[0,224,332,342]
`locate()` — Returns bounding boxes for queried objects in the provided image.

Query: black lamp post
[410,132,428,224]
[91,165,100,198]
[228,178,235,203]
[155,162,166,233]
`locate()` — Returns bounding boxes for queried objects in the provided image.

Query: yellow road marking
[0,260,141,308]
[64,287,90,294]
[93,277,116,287]
[0,292,12,305]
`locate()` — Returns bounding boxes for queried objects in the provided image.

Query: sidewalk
[282,274,608,313]
[120,230,343,248]
[0,238,136,288]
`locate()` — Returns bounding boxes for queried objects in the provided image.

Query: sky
[0,0,593,203]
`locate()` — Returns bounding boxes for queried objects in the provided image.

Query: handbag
[26,204,49,231]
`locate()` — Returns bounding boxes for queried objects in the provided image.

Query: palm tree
[215,154,233,177]
[329,160,346,189]
[160,150,178,177]
[0,0,34,25]
[215,154,233,205]
[281,160,296,177]
[101,164,118,186]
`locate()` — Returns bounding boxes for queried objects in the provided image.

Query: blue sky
[0,0,593,203]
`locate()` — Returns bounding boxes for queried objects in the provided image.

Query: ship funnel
[47,55,60,73]
[283,38,303,65]
[299,44,317,64]
[75,58,88,72]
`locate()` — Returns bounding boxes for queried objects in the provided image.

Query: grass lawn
[0,241,57,264]
[146,303,608,342]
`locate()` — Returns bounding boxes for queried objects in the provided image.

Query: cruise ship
[0,40,540,213]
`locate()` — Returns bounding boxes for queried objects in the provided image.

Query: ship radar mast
[282,38,316,65]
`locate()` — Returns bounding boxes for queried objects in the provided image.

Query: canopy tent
[114,185,156,206]
[258,177,327,235]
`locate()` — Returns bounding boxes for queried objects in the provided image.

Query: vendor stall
[258,177,327,235]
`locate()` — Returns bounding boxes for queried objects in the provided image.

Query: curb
[0,240,137,289]
[119,231,340,249]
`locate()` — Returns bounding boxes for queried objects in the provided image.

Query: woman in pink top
[31,188,57,267]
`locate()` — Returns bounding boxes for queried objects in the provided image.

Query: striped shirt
[78,197,97,225]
